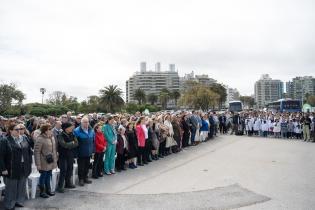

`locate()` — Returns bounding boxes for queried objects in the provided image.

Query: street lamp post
[40,88,46,104]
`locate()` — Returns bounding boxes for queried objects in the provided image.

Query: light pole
[40,88,46,104]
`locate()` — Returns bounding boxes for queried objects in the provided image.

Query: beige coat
[34,134,58,171]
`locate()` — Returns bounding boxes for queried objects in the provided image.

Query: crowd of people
[217,111,315,141]
[0,110,314,210]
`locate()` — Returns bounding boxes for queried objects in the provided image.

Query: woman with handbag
[164,114,176,155]
[157,115,167,157]
[34,123,58,198]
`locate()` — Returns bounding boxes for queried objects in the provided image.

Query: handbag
[43,137,54,164]
[165,136,177,148]
[45,154,54,164]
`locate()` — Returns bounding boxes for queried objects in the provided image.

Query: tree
[99,85,125,113]
[240,96,255,109]
[47,91,64,105]
[133,88,146,105]
[209,83,227,109]
[0,83,25,114]
[147,93,158,105]
[78,100,89,113]
[171,90,181,108]
[159,88,170,110]
[307,95,315,107]
[180,84,220,111]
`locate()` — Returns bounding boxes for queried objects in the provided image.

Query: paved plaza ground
[5,135,315,210]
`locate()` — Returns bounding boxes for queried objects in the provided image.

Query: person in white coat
[261,120,269,137]
[253,118,261,136]
[273,120,281,138]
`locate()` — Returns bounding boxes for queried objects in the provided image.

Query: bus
[266,99,302,113]
[228,101,243,112]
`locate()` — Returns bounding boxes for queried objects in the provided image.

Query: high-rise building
[140,62,146,72]
[155,62,161,72]
[227,88,240,102]
[169,64,176,72]
[254,74,284,108]
[195,74,217,86]
[179,71,218,92]
[286,76,315,101]
[126,62,180,106]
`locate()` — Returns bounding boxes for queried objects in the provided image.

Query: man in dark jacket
[208,113,215,139]
[56,122,78,193]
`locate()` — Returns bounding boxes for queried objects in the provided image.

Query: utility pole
[40,88,46,104]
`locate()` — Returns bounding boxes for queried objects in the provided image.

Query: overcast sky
[1,0,314,103]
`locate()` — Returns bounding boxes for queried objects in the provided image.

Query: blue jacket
[102,124,117,145]
[200,119,209,131]
[73,126,95,157]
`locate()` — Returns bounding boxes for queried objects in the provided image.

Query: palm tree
[171,89,181,108]
[147,93,158,105]
[133,88,146,105]
[159,88,170,110]
[99,85,125,113]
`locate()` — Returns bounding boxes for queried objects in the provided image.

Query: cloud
[0,0,314,103]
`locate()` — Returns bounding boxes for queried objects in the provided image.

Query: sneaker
[110,170,116,174]
[105,171,112,175]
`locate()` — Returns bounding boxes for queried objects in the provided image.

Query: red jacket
[136,124,145,147]
[95,131,107,153]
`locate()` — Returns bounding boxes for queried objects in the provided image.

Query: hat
[62,122,73,131]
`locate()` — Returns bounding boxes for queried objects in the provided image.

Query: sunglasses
[14,128,24,131]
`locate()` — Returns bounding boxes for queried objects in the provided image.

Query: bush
[26,103,69,116]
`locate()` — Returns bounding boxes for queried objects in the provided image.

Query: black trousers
[78,157,90,180]
[159,139,166,155]
[182,131,190,147]
[144,139,152,161]
[219,123,226,134]
[116,149,127,170]
[58,155,74,187]
[92,152,104,177]
[137,147,146,164]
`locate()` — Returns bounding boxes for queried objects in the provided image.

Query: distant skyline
[1,0,314,103]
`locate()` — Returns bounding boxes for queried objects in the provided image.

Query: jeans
[39,170,52,189]
[104,144,116,173]
[190,127,196,144]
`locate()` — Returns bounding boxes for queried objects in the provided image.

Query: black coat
[0,135,32,179]
[126,130,138,159]
[57,131,78,159]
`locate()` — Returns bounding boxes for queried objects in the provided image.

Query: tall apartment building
[286,76,315,101]
[254,74,284,108]
[126,62,180,106]
[179,71,217,92]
